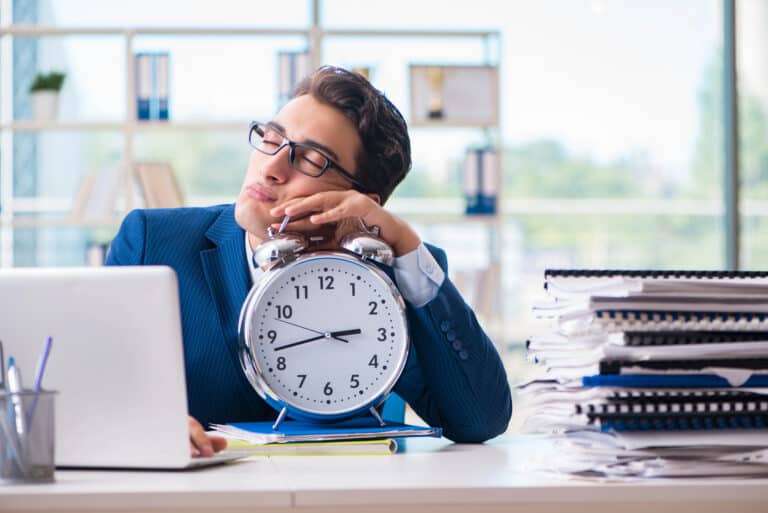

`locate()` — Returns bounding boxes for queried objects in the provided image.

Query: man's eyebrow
[266,120,340,161]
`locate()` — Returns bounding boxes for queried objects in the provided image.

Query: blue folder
[219,417,442,444]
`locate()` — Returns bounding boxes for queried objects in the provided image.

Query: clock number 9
[275,304,293,319]
[267,330,277,343]
[276,356,286,370]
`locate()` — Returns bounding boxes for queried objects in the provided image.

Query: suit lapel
[200,206,251,352]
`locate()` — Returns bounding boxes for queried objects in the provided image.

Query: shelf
[0,25,309,36]
[0,25,498,39]
[2,216,123,228]
[0,121,250,131]
[0,121,124,131]
[0,17,501,269]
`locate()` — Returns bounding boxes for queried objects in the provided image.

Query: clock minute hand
[274,318,324,335]
[273,334,325,352]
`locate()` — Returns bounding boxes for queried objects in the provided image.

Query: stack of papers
[210,417,441,456]
[522,269,768,478]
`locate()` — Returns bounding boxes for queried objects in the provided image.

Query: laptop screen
[0,266,192,468]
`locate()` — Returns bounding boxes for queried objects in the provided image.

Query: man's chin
[234,203,271,239]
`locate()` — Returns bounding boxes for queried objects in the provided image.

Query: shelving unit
[0,2,501,271]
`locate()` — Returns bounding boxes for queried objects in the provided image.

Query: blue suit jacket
[106,204,511,442]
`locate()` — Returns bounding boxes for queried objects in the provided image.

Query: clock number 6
[324,382,334,396]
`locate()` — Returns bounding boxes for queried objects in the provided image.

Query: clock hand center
[328,328,362,343]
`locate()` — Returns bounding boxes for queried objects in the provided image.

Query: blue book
[210,418,442,444]
[582,374,768,388]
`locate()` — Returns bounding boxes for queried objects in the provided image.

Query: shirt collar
[245,232,264,285]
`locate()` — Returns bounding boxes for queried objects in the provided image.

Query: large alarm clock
[238,220,409,428]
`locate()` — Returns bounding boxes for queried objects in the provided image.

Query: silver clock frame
[238,250,410,427]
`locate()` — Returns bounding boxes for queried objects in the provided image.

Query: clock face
[241,252,409,417]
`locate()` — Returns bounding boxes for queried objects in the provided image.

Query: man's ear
[366,193,382,205]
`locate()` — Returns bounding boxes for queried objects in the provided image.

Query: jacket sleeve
[105,210,147,266]
[393,245,512,443]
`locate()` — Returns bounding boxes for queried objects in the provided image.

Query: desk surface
[2,436,767,513]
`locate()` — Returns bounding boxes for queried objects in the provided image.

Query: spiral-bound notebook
[558,309,768,335]
[544,269,768,298]
[574,388,768,432]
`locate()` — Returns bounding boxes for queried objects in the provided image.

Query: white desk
[1,436,767,513]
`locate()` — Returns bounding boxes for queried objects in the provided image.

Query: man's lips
[246,184,276,202]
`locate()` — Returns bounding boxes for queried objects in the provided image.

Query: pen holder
[0,389,57,483]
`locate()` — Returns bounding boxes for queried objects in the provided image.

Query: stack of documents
[522,269,768,478]
[210,417,442,456]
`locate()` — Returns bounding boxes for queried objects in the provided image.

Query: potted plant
[29,71,66,121]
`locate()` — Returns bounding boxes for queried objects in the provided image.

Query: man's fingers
[188,417,213,457]
[210,436,228,453]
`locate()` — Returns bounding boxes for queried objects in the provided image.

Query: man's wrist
[364,211,420,257]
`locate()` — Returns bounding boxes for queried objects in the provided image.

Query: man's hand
[269,190,421,257]
[188,416,227,458]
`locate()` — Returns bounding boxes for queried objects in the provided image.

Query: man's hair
[293,65,411,204]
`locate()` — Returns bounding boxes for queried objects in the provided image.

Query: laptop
[0,266,245,469]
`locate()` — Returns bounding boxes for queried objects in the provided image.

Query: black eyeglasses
[248,121,367,192]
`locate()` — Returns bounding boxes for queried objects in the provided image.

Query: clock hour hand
[329,329,362,342]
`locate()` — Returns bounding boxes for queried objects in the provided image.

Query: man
[107,66,512,456]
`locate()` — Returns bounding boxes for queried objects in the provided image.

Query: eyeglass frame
[248,121,368,192]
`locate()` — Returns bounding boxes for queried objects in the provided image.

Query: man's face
[234,94,362,242]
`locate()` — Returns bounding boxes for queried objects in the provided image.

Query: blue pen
[32,337,53,392]
[7,357,26,436]
[26,336,53,426]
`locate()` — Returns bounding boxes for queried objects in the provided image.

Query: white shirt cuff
[393,243,445,307]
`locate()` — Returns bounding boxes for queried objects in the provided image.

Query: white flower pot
[31,91,60,121]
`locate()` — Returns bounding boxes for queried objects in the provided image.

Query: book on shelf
[277,49,310,107]
[133,162,184,208]
[70,166,123,222]
[135,51,170,121]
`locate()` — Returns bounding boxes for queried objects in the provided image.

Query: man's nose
[260,146,292,184]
